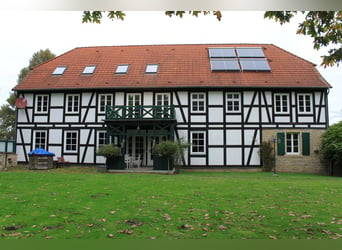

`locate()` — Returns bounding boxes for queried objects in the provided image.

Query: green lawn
[0,167,341,239]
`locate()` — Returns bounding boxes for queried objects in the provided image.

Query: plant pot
[106,155,125,170]
[153,155,174,171]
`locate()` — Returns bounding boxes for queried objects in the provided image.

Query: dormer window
[145,64,159,74]
[52,66,67,75]
[115,64,129,74]
[82,65,96,74]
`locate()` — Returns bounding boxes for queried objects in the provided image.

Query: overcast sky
[0,11,341,123]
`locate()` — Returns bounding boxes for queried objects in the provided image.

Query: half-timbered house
[13,44,331,173]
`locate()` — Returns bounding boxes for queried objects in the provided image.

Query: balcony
[105,105,175,120]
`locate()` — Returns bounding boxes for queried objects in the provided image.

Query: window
[156,93,170,118]
[98,94,113,113]
[191,93,206,113]
[145,64,159,74]
[66,94,80,113]
[36,95,49,113]
[64,131,78,152]
[127,93,141,118]
[226,92,241,112]
[34,131,46,149]
[274,94,289,113]
[298,94,312,113]
[52,66,67,75]
[82,65,96,74]
[115,64,129,74]
[191,132,206,154]
[98,131,108,146]
[286,133,299,154]
[277,132,310,156]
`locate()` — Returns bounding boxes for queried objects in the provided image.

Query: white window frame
[286,132,300,154]
[115,64,129,74]
[298,94,312,113]
[145,64,159,74]
[98,94,113,113]
[97,131,108,146]
[34,130,47,149]
[226,92,241,112]
[191,93,206,113]
[274,93,289,114]
[82,65,96,74]
[35,94,49,113]
[52,66,67,75]
[64,131,78,153]
[190,131,206,155]
[66,94,80,114]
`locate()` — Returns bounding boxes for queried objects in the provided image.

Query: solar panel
[236,47,265,58]
[210,59,240,71]
[239,58,271,71]
[209,48,236,58]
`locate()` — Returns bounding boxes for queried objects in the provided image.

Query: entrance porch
[104,104,177,170]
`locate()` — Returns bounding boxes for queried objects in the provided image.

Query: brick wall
[262,129,328,174]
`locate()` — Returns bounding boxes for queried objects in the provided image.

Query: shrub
[259,141,274,172]
[321,121,342,165]
[154,140,180,158]
[96,144,121,158]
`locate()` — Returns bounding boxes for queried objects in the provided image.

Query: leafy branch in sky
[82,11,341,67]
[264,11,341,67]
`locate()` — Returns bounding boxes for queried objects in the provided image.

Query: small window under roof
[82,65,96,74]
[236,47,265,58]
[209,48,236,58]
[145,64,159,74]
[115,64,129,74]
[52,66,67,75]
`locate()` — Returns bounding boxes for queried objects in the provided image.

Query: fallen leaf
[117,229,133,235]
[218,225,228,230]
[107,234,115,238]
[269,236,277,239]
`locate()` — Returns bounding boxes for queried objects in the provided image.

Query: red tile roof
[13,44,331,91]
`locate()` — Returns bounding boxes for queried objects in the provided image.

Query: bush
[321,121,342,165]
[259,141,274,172]
[154,140,180,158]
[96,144,121,158]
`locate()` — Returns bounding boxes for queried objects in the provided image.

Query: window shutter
[302,132,310,156]
[277,132,285,156]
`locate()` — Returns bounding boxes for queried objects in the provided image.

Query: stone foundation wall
[262,129,328,174]
[0,153,18,170]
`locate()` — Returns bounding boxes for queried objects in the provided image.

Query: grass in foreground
[0,167,341,239]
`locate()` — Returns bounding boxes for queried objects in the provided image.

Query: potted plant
[153,140,189,173]
[96,144,125,170]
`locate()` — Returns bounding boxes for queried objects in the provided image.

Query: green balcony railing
[105,105,175,120]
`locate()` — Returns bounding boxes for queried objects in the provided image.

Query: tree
[321,120,342,167]
[82,11,341,67]
[264,11,341,67]
[0,93,16,139]
[17,49,56,82]
[0,49,56,139]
